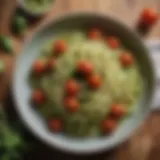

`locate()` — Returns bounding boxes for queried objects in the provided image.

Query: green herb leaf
[0,105,26,160]
[0,36,13,53]
[13,16,28,34]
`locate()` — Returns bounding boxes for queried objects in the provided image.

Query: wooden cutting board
[0,0,160,160]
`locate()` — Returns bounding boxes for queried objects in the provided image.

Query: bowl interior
[13,13,155,154]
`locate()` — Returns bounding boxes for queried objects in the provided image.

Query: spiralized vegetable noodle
[30,30,143,137]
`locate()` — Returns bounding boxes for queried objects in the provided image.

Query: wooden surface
[0,0,160,160]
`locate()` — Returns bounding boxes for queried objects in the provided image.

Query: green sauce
[25,0,55,13]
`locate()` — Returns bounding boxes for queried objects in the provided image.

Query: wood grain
[0,0,160,160]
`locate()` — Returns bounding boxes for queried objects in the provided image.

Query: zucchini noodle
[30,30,143,137]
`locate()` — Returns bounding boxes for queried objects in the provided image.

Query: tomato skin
[48,119,63,132]
[47,59,56,71]
[33,60,46,75]
[32,89,45,105]
[88,28,101,40]
[119,52,134,67]
[111,104,127,118]
[77,60,94,76]
[87,74,102,89]
[140,8,159,25]
[102,119,117,133]
[54,40,67,55]
[65,79,80,96]
[106,36,120,49]
[64,97,80,112]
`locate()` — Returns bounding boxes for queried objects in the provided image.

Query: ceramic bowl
[17,0,56,16]
[13,13,155,154]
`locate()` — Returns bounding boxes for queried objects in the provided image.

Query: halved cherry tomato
[106,36,120,49]
[48,119,63,132]
[140,8,159,25]
[64,97,80,112]
[77,60,94,76]
[87,74,102,89]
[110,104,127,118]
[33,60,46,75]
[120,52,134,67]
[102,119,117,133]
[54,40,67,55]
[65,79,80,96]
[88,28,102,40]
[32,89,45,105]
[47,59,56,71]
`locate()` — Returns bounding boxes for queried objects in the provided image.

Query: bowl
[13,13,155,154]
[17,0,56,17]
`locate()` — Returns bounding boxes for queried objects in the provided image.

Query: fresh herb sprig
[0,106,26,160]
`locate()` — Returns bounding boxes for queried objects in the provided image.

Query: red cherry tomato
[87,74,102,89]
[64,97,80,112]
[77,60,94,76]
[54,40,67,55]
[140,8,159,25]
[48,119,63,132]
[32,89,45,105]
[102,119,117,133]
[88,28,102,40]
[47,59,56,71]
[106,36,120,49]
[120,52,134,67]
[33,60,46,75]
[110,104,127,118]
[65,79,80,96]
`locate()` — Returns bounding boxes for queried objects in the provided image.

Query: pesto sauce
[25,0,55,13]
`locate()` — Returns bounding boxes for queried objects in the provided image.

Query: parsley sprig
[0,106,26,160]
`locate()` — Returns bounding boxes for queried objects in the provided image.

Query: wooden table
[0,0,160,160]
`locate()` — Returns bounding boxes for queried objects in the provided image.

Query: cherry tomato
[48,119,63,132]
[140,8,159,25]
[102,119,117,133]
[64,97,80,112]
[65,79,80,96]
[87,74,102,89]
[77,60,94,76]
[88,28,102,40]
[54,40,67,55]
[33,60,46,75]
[47,59,56,71]
[120,52,134,67]
[32,89,45,105]
[110,104,127,118]
[106,36,120,49]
